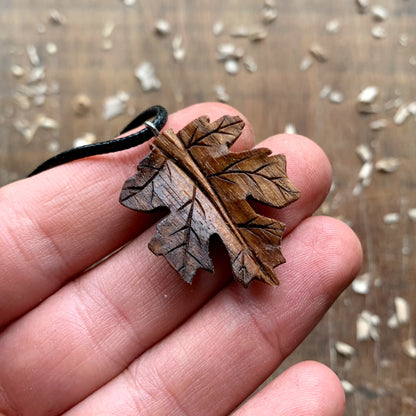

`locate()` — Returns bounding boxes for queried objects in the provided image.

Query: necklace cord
[28,105,168,177]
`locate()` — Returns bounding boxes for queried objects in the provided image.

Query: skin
[0,103,362,416]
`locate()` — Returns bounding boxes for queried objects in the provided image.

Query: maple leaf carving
[120,115,300,286]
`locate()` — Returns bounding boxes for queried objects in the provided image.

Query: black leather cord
[28,105,168,177]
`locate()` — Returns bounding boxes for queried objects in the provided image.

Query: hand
[0,103,362,416]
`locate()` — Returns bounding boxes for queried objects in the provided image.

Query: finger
[0,134,333,415]
[0,103,254,326]
[235,361,345,416]
[61,217,362,416]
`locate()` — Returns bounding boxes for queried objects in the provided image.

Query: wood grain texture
[1,1,415,414]
[120,115,299,286]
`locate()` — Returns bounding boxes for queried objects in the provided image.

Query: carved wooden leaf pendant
[120,115,300,286]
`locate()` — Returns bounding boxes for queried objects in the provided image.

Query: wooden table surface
[1,1,415,414]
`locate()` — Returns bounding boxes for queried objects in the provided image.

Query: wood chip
[262,7,278,24]
[216,43,238,60]
[329,90,344,104]
[408,208,416,221]
[49,9,67,25]
[375,158,400,173]
[394,105,410,125]
[26,67,45,84]
[243,55,258,73]
[320,85,332,99]
[399,33,409,47]
[26,45,40,67]
[309,43,328,62]
[357,102,381,114]
[335,341,356,357]
[214,85,230,103]
[371,5,389,21]
[372,25,387,39]
[11,64,25,78]
[352,272,371,294]
[249,27,268,42]
[212,20,224,37]
[383,212,400,225]
[357,310,380,341]
[172,35,186,62]
[326,19,341,34]
[102,39,113,51]
[356,0,369,13]
[46,42,58,55]
[155,19,171,36]
[395,297,410,324]
[369,118,388,131]
[356,144,373,163]
[73,132,96,148]
[359,161,373,186]
[407,101,416,115]
[387,313,399,329]
[403,339,416,359]
[72,94,91,116]
[230,26,249,38]
[224,58,239,75]
[37,114,59,129]
[134,62,161,91]
[123,0,136,5]
[341,380,355,394]
[284,124,297,135]
[103,91,130,120]
[102,21,115,38]
[358,86,379,104]
[299,56,313,71]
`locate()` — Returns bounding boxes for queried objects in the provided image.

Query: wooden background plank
[1,1,415,414]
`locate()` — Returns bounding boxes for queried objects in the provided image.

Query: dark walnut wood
[120,115,300,286]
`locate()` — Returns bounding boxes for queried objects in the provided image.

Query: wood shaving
[383,212,400,225]
[394,105,410,125]
[249,27,268,42]
[26,45,40,67]
[224,58,239,75]
[335,341,356,357]
[230,26,249,38]
[134,62,161,91]
[407,101,416,115]
[399,33,409,47]
[329,90,344,104]
[243,55,258,73]
[352,272,371,294]
[375,158,400,173]
[11,65,25,78]
[357,310,380,341]
[155,19,171,36]
[46,42,58,55]
[369,118,388,131]
[356,0,369,13]
[72,94,91,116]
[408,208,416,221]
[359,162,373,186]
[299,56,313,71]
[372,25,387,39]
[341,380,355,394]
[172,35,186,62]
[358,86,379,104]
[214,85,230,103]
[403,339,416,359]
[320,85,332,99]
[262,7,278,24]
[356,144,373,163]
[284,124,297,134]
[212,21,224,37]
[103,91,130,120]
[26,67,45,84]
[395,297,410,324]
[309,43,328,62]
[371,5,389,22]
[49,9,67,25]
[73,132,96,148]
[326,19,341,34]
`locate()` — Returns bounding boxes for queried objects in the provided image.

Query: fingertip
[166,102,255,150]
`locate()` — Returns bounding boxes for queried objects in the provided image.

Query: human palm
[0,103,362,415]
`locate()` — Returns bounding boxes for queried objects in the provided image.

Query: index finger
[0,103,255,326]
